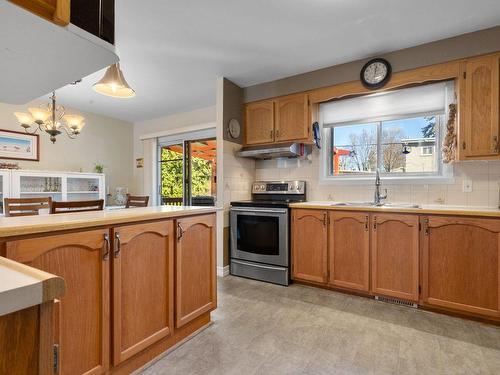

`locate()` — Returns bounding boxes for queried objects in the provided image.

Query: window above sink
[319,81,455,184]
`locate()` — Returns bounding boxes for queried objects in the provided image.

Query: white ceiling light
[93,63,136,98]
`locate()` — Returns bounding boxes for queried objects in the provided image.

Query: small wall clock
[227,118,241,139]
[360,58,392,89]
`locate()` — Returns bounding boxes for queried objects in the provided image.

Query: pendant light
[93,63,136,98]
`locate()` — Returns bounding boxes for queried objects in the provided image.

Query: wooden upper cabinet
[461,54,500,159]
[9,0,70,26]
[245,101,275,145]
[275,94,310,142]
[175,214,217,328]
[371,214,419,302]
[328,212,370,292]
[291,209,328,284]
[422,216,500,318]
[5,229,110,375]
[111,220,174,365]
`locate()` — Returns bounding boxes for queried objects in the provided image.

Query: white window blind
[321,82,449,125]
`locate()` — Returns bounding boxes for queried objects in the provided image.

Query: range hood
[237,142,312,159]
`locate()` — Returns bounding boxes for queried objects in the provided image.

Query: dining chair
[50,199,104,214]
[4,197,52,217]
[125,195,149,208]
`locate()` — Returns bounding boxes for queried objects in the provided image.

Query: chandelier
[14,91,85,143]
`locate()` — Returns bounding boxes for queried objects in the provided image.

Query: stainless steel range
[230,180,306,285]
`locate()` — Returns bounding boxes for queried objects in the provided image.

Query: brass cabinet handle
[270,129,274,139]
[114,232,121,258]
[492,136,499,153]
[103,233,110,261]
[177,223,184,241]
[373,217,377,230]
[276,129,280,138]
[364,216,369,231]
[323,212,327,226]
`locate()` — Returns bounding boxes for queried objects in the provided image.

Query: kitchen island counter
[0,205,219,238]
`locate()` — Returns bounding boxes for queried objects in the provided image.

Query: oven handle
[230,207,288,214]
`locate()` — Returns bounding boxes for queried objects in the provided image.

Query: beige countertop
[290,201,500,217]
[0,206,219,238]
[0,256,65,316]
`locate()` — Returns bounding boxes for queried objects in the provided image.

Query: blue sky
[0,136,30,146]
[333,117,432,147]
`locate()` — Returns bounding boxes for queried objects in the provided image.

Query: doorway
[158,135,216,207]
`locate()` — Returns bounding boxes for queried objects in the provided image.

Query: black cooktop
[230,199,305,208]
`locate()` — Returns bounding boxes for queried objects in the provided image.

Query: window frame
[319,110,454,184]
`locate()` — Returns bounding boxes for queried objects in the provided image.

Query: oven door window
[236,214,279,256]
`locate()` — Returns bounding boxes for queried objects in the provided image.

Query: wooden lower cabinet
[175,214,217,328]
[422,216,500,317]
[291,209,328,283]
[6,229,110,375]
[328,212,369,292]
[371,213,420,302]
[112,220,174,365]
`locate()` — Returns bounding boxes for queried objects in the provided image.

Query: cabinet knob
[103,234,110,261]
[492,136,499,153]
[177,223,184,241]
[114,232,121,258]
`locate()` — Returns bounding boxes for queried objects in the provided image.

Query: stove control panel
[252,181,306,194]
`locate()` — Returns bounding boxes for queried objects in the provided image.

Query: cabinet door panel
[6,230,110,375]
[112,220,174,365]
[371,214,419,302]
[329,212,369,292]
[275,94,309,142]
[244,101,274,145]
[291,209,328,283]
[175,214,216,328]
[462,55,500,158]
[422,216,500,317]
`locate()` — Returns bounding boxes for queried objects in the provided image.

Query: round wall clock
[360,58,392,89]
[227,118,241,139]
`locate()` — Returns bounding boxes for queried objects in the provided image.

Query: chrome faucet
[374,169,387,206]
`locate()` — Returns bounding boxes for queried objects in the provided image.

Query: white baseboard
[217,265,229,277]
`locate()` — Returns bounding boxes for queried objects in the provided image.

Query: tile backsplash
[254,150,500,208]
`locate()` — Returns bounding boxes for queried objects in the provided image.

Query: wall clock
[360,58,392,89]
[227,118,241,139]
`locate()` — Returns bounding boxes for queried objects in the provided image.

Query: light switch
[462,180,473,193]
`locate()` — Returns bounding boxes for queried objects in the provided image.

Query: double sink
[331,202,421,209]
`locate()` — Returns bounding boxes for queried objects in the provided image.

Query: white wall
[0,100,134,193]
[132,106,216,194]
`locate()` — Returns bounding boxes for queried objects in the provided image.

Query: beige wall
[132,106,216,194]
[244,26,500,102]
[0,100,134,193]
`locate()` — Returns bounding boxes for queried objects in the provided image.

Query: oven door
[230,207,288,267]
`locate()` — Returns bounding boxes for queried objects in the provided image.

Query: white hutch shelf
[1,169,105,215]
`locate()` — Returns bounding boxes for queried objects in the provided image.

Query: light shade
[93,63,136,98]
[63,114,85,129]
[28,107,50,123]
[14,112,34,125]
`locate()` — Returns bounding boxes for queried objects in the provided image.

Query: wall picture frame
[0,129,40,161]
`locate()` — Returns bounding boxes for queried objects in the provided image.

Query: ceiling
[54,0,500,123]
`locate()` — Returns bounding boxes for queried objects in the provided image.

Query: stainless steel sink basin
[331,202,421,209]
[330,202,376,207]
[383,203,421,209]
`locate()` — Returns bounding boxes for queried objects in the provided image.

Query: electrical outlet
[462,180,473,193]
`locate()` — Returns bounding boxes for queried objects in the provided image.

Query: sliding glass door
[158,134,216,207]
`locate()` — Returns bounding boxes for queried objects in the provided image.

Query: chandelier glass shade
[93,63,136,98]
[14,92,85,143]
